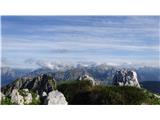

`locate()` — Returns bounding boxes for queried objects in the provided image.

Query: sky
[1,16,160,69]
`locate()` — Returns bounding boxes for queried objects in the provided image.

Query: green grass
[57,80,160,105]
[1,90,42,105]
[29,91,41,105]
[57,80,93,104]
[1,97,16,105]
[48,79,56,90]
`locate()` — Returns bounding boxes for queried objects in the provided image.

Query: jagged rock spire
[113,69,140,88]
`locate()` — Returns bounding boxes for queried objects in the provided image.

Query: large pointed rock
[113,70,140,88]
[2,74,56,96]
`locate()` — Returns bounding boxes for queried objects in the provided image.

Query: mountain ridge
[1,65,160,94]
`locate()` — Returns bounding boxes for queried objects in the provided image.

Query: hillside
[57,80,160,105]
[1,74,160,105]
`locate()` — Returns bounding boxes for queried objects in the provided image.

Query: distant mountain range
[136,67,160,82]
[1,64,160,93]
[1,67,32,86]
[140,81,160,93]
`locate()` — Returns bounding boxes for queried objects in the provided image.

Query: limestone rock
[113,69,140,88]
[42,91,47,97]
[44,90,68,105]
[23,89,29,92]
[78,74,95,85]
[154,94,160,99]
[10,89,33,105]
[10,89,24,105]
[35,94,40,101]
[0,92,5,103]
[2,74,56,96]
[24,92,32,104]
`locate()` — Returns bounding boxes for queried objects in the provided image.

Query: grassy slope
[57,80,160,105]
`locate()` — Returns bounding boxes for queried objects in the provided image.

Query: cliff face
[2,74,56,96]
[1,74,68,105]
[113,70,140,88]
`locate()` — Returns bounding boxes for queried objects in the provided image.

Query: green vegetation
[18,89,28,97]
[58,80,160,105]
[57,80,93,104]
[1,97,16,105]
[1,80,160,105]
[29,91,41,105]
[48,79,56,90]
[1,90,42,105]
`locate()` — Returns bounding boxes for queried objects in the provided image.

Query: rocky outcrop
[78,74,95,85]
[2,74,56,96]
[42,91,47,97]
[0,92,5,103]
[154,94,160,99]
[10,89,33,105]
[113,70,140,88]
[22,89,33,104]
[1,74,68,105]
[44,90,68,105]
[10,89,24,105]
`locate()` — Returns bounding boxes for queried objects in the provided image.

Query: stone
[10,89,24,105]
[23,89,29,92]
[42,91,47,97]
[44,90,68,105]
[0,92,5,103]
[35,94,40,101]
[24,92,32,104]
[154,94,160,99]
[113,69,140,88]
[78,74,95,85]
[1,74,56,96]
[10,89,33,105]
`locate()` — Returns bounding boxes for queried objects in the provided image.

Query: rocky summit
[113,69,140,88]
[1,74,68,105]
[2,74,56,96]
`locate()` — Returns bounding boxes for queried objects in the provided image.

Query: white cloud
[2,16,159,68]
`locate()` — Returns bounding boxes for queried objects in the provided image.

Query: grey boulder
[78,74,95,85]
[10,89,24,105]
[10,89,33,105]
[44,90,68,105]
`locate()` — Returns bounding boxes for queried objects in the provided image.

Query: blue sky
[1,16,160,69]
